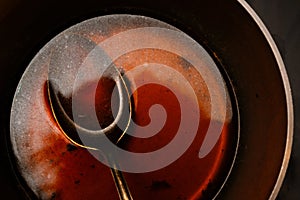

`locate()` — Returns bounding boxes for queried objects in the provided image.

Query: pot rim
[237,1,294,199]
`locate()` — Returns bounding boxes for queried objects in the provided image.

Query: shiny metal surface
[238,1,293,199]
[246,0,300,199]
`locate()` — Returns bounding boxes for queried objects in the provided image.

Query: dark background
[246,0,300,199]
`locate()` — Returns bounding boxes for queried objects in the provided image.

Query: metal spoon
[47,64,133,200]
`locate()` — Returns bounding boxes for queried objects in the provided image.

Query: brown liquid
[12,22,237,199]
[114,49,236,199]
[22,48,237,200]
[56,76,119,131]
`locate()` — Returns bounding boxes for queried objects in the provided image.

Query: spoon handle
[109,159,133,200]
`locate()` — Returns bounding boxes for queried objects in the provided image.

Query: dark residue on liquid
[66,144,78,152]
[148,180,172,191]
[50,192,56,200]
[178,56,191,70]
[176,194,187,200]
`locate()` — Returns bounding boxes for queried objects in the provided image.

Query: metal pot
[0,0,293,199]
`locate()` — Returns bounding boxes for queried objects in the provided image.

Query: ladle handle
[109,158,133,200]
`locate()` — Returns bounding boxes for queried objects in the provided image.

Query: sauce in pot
[10,15,238,200]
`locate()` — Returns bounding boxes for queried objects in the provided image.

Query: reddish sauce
[19,47,236,200]
[113,49,234,200]
[57,76,119,131]
[13,27,236,199]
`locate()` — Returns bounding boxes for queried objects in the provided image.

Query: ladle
[47,66,133,200]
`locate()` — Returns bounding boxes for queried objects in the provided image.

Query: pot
[0,0,293,199]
